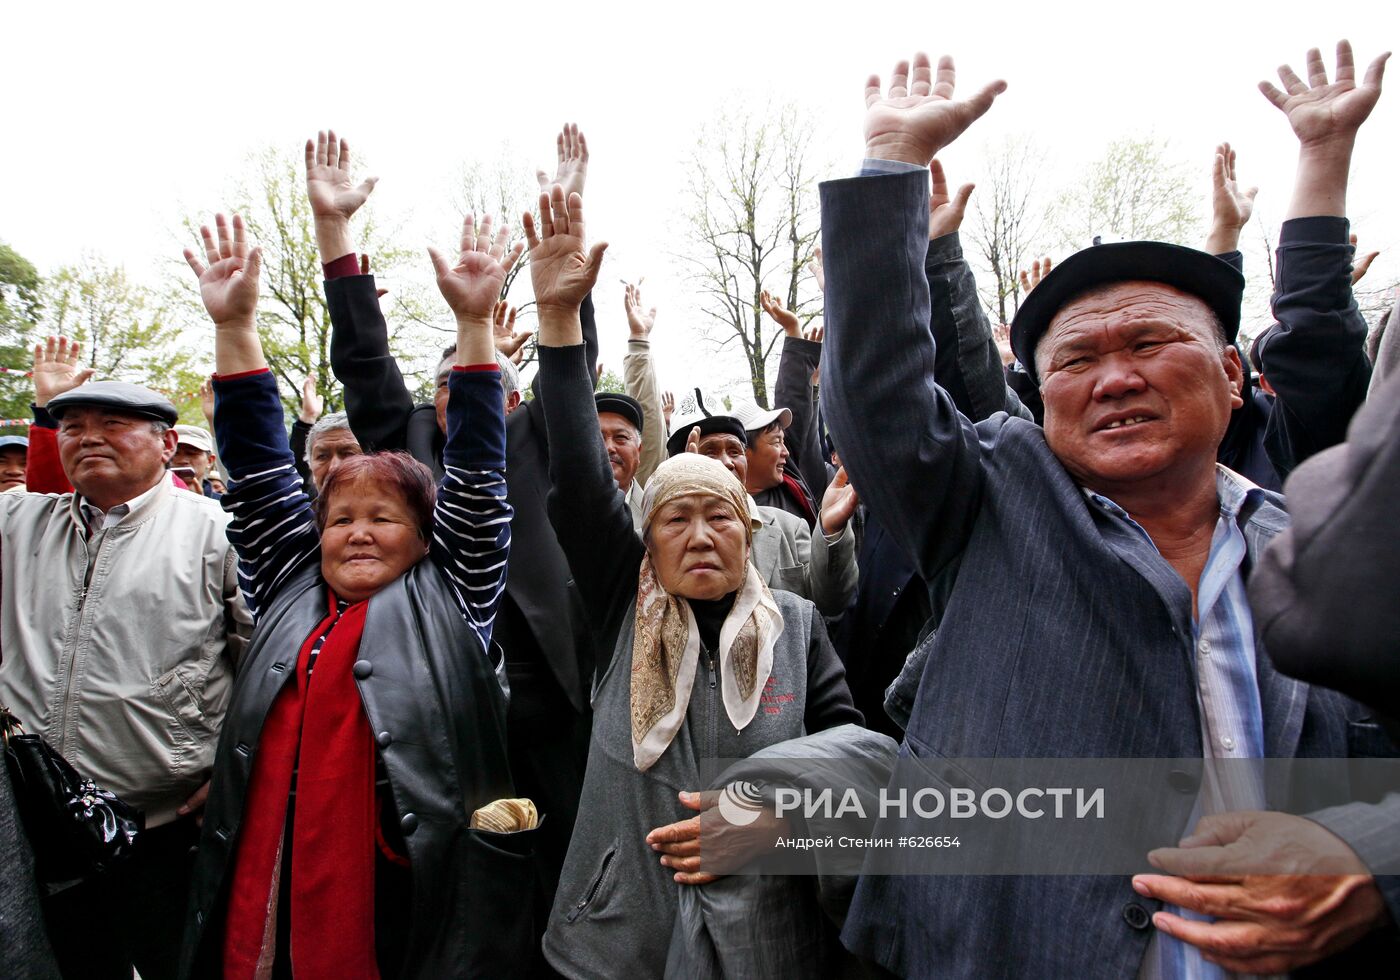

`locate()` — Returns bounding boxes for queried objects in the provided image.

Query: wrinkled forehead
[697,432,745,454]
[1046,280,1213,343]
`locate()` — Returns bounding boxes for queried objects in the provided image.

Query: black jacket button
[353,660,373,679]
[1123,902,1152,930]
[376,731,393,748]
[401,812,419,835]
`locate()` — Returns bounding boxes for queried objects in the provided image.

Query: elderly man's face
[171,443,213,485]
[695,433,749,484]
[435,362,521,435]
[1037,281,1242,493]
[646,494,749,600]
[57,408,177,507]
[599,412,641,491]
[0,446,27,491]
[309,428,363,492]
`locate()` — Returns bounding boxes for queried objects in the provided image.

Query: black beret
[1010,242,1245,383]
[595,392,644,435]
[47,380,179,425]
[665,415,748,459]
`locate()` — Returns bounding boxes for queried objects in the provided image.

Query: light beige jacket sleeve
[623,338,666,487]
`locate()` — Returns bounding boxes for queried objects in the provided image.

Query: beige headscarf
[630,455,783,771]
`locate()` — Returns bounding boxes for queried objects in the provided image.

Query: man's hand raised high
[537,123,589,200]
[1260,41,1389,150]
[1262,41,1389,219]
[429,214,525,368]
[525,185,608,347]
[928,159,974,240]
[32,336,96,408]
[863,52,1006,167]
[305,130,379,263]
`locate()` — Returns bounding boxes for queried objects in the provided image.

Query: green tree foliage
[1051,136,1201,251]
[172,145,438,420]
[0,240,42,430]
[40,257,202,420]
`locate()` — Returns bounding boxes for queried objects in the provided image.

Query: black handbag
[1,705,143,883]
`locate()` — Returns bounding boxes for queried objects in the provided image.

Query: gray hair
[305,411,352,464]
[149,420,172,435]
[435,350,523,401]
[496,351,522,398]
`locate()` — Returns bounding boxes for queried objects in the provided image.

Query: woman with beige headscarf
[523,186,862,979]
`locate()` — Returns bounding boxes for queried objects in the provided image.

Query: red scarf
[783,472,817,525]
[223,594,381,980]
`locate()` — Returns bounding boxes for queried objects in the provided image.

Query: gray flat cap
[47,381,179,425]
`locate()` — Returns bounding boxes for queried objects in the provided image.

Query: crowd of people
[1,36,1397,980]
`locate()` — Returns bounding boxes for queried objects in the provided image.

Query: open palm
[430,215,522,321]
[1261,42,1389,146]
[525,186,607,311]
[305,129,378,221]
[183,213,261,325]
[864,53,1006,165]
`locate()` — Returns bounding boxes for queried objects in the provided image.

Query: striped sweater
[211,367,511,651]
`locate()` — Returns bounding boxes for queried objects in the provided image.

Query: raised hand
[199,378,215,427]
[863,52,1007,166]
[1260,41,1389,149]
[524,185,608,319]
[661,390,676,431]
[429,214,523,323]
[685,425,702,455]
[493,300,533,364]
[1350,233,1379,285]
[928,159,974,240]
[299,374,324,424]
[536,123,589,200]
[361,254,389,299]
[1205,143,1259,254]
[184,213,262,328]
[624,282,657,339]
[820,466,860,535]
[305,130,378,222]
[32,336,95,407]
[760,290,802,338]
[808,246,825,294]
[1019,257,1052,295]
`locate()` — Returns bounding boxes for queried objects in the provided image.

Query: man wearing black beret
[0,375,252,979]
[823,41,1397,979]
[594,390,648,529]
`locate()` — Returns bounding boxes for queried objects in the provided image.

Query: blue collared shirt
[1088,469,1268,980]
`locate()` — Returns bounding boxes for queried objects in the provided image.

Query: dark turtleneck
[687,593,737,652]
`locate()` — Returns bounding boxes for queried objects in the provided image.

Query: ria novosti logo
[716,781,765,826]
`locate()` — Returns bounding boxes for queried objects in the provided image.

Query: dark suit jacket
[325,274,597,710]
[1250,366,1400,736]
[820,168,1396,978]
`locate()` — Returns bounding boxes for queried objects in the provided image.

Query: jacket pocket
[566,841,618,923]
[772,565,807,596]
[153,663,222,744]
[461,826,540,976]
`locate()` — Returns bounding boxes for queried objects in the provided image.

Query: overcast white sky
[2,0,1397,397]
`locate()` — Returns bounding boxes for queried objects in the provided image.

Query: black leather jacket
[181,564,534,978]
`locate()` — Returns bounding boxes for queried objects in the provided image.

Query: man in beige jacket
[0,371,250,980]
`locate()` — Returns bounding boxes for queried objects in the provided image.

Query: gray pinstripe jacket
[820,168,1397,978]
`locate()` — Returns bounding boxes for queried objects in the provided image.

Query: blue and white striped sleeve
[430,366,512,648]
[212,370,321,618]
